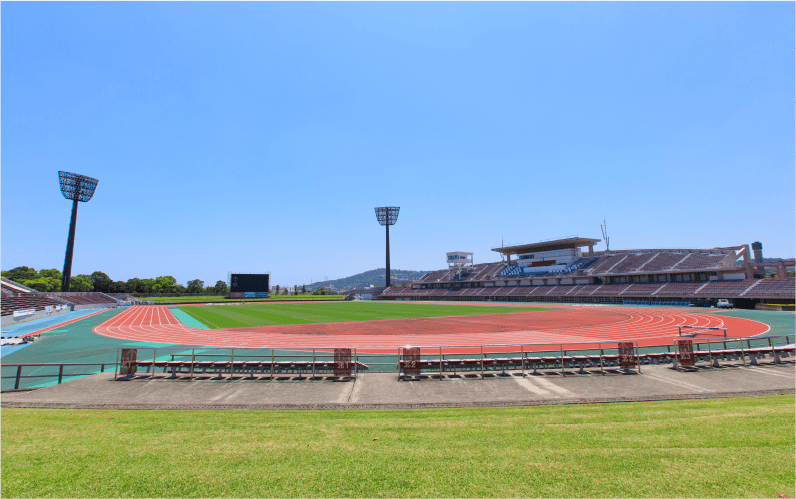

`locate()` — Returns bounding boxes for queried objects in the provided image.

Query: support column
[589,245,594,257]
[61,197,80,292]
[385,223,391,288]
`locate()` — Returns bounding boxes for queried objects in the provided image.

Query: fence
[397,341,642,380]
[3,336,793,391]
[1,362,116,390]
[114,347,367,381]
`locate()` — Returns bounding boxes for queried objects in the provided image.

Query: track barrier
[114,346,366,381]
[3,336,793,390]
[397,341,643,380]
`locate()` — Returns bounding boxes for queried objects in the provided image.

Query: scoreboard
[229,273,270,298]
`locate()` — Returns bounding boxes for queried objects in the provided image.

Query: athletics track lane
[92,304,769,353]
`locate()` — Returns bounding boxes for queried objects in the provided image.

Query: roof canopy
[491,236,601,255]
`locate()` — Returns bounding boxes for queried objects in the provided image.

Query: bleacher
[673,253,727,270]
[1,295,67,317]
[742,278,795,299]
[386,279,796,302]
[45,293,119,306]
[694,279,758,298]
[638,252,689,272]
[620,282,667,297]
[653,282,707,297]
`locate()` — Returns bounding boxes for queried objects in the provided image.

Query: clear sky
[2,2,793,288]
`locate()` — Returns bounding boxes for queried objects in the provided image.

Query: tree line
[1,266,228,296]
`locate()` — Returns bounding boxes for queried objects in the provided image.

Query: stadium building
[381,237,795,308]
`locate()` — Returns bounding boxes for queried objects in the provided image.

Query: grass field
[177,302,551,329]
[2,395,793,498]
[141,295,343,304]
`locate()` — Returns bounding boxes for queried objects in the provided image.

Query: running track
[93,304,769,353]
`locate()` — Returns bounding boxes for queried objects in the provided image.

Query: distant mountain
[305,269,430,291]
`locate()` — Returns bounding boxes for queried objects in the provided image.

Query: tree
[156,276,177,294]
[301,284,307,294]
[1,266,38,283]
[187,279,204,294]
[126,278,140,294]
[39,268,63,282]
[214,280,229,295]
[275,285,281,296]
[21,277,55,292]
[139,278,156,293]
[90,271,113,293]
[71,275,94,292]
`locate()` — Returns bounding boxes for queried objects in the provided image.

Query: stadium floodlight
[375,207,400,288]
[58,171,99,292]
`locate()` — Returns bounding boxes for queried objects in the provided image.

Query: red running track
[93,304,769,353]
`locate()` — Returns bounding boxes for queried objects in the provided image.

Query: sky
[2,2,794,288]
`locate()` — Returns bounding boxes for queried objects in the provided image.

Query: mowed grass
[177,302,552,329]
[2,396,794,498]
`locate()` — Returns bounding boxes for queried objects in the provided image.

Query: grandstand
[1,277,121,325]
[381,237,795,308]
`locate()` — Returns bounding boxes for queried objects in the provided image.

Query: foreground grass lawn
[2,396,794,498]
[177,302,552,329]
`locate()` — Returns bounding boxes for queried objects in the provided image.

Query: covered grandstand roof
[492,236,601,255]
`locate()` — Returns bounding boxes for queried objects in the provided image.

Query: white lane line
[526,376,575,397]
[744,367,796,379]
[644,372,712,393]
[513,376,554,396]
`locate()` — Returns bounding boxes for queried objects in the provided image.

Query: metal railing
[2,362,115,390]
[397,340,642,380]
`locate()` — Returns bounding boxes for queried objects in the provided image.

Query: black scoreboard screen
[230,273,270,298]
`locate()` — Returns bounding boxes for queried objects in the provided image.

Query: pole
[385,223,391,288]
[61,196,80,292]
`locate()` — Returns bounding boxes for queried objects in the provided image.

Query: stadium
[3,3,795,498]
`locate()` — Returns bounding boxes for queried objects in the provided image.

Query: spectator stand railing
[397,341,641,380]
[672,334,795,371]
[114,346,367,381]
[2,362,116,391]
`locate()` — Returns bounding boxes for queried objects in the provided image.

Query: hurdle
[678,325,727,338]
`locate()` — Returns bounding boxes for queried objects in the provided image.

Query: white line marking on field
[744,367,796,379]
[526,376,574,397]
[513,376,554,396]
[344,378,361,403]
[644,372,712,393]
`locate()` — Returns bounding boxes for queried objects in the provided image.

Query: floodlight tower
[375,207,400,288]
[58,171,99,291]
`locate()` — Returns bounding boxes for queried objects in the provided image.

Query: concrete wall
[1,307,72,327]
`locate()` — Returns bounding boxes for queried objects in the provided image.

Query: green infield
[141,295,343,304]
[2,395,793,498]
[177,302,552,329]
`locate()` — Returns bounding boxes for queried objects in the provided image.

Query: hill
[305,269,429,291]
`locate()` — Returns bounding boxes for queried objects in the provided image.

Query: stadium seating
[638,252,689,272]
[652,282,706,297]
[609,253,656,274]
[1,295,67,317]
[46,293,119,306]
[694,279,758,298]
[673,253,727,270]
[620,282,667,297]
[742,278,795,298]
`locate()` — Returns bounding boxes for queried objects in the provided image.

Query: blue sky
[2,2,793,288]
